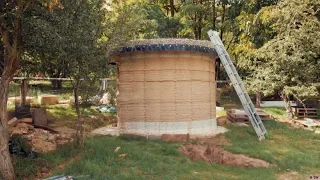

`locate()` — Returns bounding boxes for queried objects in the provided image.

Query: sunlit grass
[15,120,320,180]
[263,107,286,120]
[225,121,320,174]
[46,105,116,132]
[49,136,277,180]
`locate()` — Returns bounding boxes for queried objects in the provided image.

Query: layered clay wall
[115,50,217,136]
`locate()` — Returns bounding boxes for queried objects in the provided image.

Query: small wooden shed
[111,39,218,136]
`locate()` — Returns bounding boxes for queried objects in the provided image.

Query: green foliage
[179,1,209,39]
[103,1,156,42]
[9,134,32,157]
[230,0,279,72]
[142,3,182,38]
[246,0,320,102]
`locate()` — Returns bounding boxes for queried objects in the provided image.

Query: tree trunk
[281,93,294,118]
[215,59,220,80]
[256,92,261,108]
[51,80,62,89]
[0,79,16,180]
[220,3,226,41]
[169,0,175,17]
[50,71,62,89]
[256,0,261,11]
[0,1,30,178]
[212,0,216,29]
[198,15,202,39]
[74,85,83,147]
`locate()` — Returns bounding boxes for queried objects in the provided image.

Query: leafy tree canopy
[246,0,320,105]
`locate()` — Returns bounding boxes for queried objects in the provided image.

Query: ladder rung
[208,30,267,140]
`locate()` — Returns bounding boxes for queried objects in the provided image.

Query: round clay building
[111,39,220,137]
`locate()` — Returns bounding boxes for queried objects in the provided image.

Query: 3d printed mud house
[111,39,218,137]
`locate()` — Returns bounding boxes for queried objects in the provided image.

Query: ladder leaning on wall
[207,30,267,140]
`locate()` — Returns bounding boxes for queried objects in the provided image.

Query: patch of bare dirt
[180,136,272,168]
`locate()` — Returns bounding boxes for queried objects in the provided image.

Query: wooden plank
[291,106,318,118]
[227,109,270,122]
[32,124,58,134]
[294,108,317,111]
[8,117,18,127]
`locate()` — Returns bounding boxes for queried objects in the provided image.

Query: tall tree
[22,0,160,146]
[0,1,33,178]
[179,0,209,39]
[22,2,66,89]
[247,0,320,116]
[23,0,107,146]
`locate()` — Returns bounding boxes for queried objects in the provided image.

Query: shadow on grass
[14,143,81,179]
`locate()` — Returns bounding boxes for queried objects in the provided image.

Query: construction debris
[19,117,33,124]
[8,118,73,153]
[291,106,318,118]
[97,105,116,113]
[8,117,18,127]
[216,116,228,126]
[292,118,320,129]
[227,109,270,122]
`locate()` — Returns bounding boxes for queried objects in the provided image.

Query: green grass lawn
[262,107,287,120]
[10,87,320,179]
[15,120,320,180]
[46,105,116,132]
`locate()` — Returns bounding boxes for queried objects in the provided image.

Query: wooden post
[20,79,28,106]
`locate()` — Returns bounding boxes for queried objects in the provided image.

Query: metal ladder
[208,30,267,140]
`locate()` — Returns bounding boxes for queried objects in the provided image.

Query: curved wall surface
[113,40,218,136]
